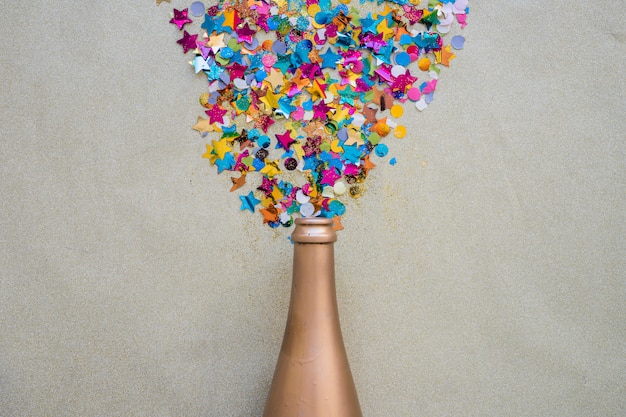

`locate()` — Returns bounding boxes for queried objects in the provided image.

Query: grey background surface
[1,1,624,416]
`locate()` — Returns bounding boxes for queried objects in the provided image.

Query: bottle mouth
[291,217,337,243]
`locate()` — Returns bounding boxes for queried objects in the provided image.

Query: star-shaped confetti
[275,130,296,151]
[170,8,192,30]
[192,116,215,134]
[230,174,247,192]
[176,30,197,53]
[205,104,228,125]
[240,191,260,213]
[165,0,471,228]
[320,48,342,69]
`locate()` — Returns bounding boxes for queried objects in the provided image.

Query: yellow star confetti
[192,116,216,134]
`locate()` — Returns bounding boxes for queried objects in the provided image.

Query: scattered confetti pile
[166,0,469,229]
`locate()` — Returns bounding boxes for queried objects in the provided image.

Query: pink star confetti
[170,8,193,30]
[176,30,198,53]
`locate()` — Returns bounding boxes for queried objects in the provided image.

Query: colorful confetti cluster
[166,0,469,229]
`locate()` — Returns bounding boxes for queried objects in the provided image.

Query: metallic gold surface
[263,218,362,417]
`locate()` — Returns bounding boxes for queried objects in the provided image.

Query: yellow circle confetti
[390,104,404,118]
[199,92,210,108]
[418,57,431,71]
[307,4,321,15]
[394,125,407,138]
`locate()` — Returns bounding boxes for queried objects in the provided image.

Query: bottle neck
[291,242,337,312]
[289,218,339,321]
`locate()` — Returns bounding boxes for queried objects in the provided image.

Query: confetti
[165,0,470,228]
[170,8,193,30]
[451,35,466,50]
[394,125,407,138]
[189,2,205,16]
[390,104,404,119]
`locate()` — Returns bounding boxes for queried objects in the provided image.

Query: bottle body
[263,218,362,417]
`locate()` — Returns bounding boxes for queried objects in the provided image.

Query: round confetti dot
[352,113,365,128]
[394,125,407,138]
[262,54,276,67]
[391,65,405,78]
[261,40,273,51]
[300,202,315,217]
[267,17,279,31]
[199,92,210,108]
[436,24,451,34]
[296,16,309,31]
[220,47,233,59]
[296,189,310,204]
[351,60,364,73]
[418,57,431,71]
[236,96,250,111]
[226,37,239,50]
[395,51,411,67]
[336,4,349,14]
[272,41,287,55]
[389,157,397,165]
[284,157,297,170]
[268,220,280,229]
[349,185,362,198]
[451,35,466,50]
[390,104,404,118]
[255,70,267,82]
[308,4,321,16]
[333,181,347,196]
[322,186,335,198]
[296,40,313,54]
[375,144,389,157]
[407,87,421,101]
[190,2,205,17]
[255,148,269,160]
[314,12,329,25]
[328,200,346,216]
[279,213,293,227]
[257,136,271,148]
[233,78,248,90]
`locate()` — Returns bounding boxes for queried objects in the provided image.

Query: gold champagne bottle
[263,218,363,417]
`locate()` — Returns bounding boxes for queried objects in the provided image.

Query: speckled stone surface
[1,1,624,416]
